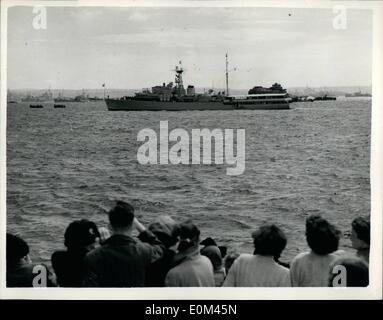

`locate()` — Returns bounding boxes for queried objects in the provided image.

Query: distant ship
[314,95,336,101]
[345,90,371,97]
[22,89,53,103]
[88,96,103,101]
[105,55,290,111]
[74,90,89,102]
[54,92,74,103]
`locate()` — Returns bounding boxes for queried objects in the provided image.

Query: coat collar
[104,234,136,245]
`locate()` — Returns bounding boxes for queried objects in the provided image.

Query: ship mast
[174,60,185,97]
[225,53,229,96]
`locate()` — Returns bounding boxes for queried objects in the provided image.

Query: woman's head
[252,224,287,258]
[351,216,370,250]
[7,233,30,268]
[176,221,200,252]
[64,219,100,251]
[305,215,341,255]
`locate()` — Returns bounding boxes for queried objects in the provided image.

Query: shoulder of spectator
[291,251,309,264]
[83,246,103,263]
[51,250,66,265]
[164,268,178,287]
[333,249,346,256]
[200,255,214,269]
[278,262,290,273]
[233,253,251,264]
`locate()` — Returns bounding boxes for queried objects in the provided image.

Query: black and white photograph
[1,0,382,300]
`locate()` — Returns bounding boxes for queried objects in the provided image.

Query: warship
[21,89,53,103]
[345,90,372,97]
[105,55,290,111]
[54,91,74,103]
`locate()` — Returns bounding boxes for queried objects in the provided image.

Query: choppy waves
[7,100,371,263]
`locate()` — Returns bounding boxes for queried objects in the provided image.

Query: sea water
[6,99,371,264]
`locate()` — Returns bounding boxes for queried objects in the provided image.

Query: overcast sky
[7,6,372,90]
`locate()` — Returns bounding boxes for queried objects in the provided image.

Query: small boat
[30,104,44,108]
[54,104,66,108]
[314,95,336,101]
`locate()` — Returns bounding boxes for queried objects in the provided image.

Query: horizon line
[8,84,373,91]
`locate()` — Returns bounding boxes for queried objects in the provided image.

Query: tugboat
[105,55,290,111]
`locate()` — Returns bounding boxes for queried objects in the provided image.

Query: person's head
[305,215,341,255]
[201,245,223,271]
[7,233,30,268]
[64,219,100,251]
[108,201,135,232]
[328,255,369,287]
[148,215,179,248]
[351,216,370,250]
[200,237,217,247]
[252,224,287,258]
[200,237,227,258]
[176,221,200,252]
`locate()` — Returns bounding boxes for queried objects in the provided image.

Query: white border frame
[0,0,382,300]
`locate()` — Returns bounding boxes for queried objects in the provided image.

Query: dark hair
[352,216,370,245]
[329,256,369,287]
[200,238,227,258]
[176,221,200,252]
[200,237,217,247]
[108,201,135,229]
[64,219,100,250]
[306,215,340,255]
[252,224,287,257]
[7,233,29,267]
[201,245,223,270]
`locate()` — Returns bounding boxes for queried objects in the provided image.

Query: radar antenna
[225,53,229,96]
[173,60,186,97]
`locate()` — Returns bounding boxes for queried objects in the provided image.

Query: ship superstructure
[21,89,53,102]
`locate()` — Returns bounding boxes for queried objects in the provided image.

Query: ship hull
[54,98,74,103]
[105,99,289,111]
[22,99,54,103]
